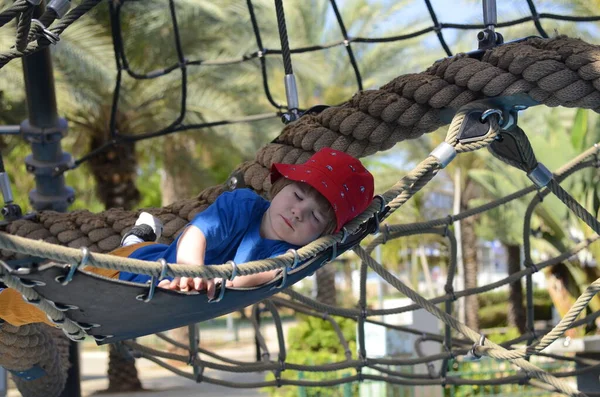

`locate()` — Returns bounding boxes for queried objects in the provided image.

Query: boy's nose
[291,206,305,221]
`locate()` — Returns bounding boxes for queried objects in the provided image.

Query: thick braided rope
[0,323,71,397]
[0,103,499,279]
[352,245,584,397]
[3,36,600,257]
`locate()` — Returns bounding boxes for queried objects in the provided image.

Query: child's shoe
[120,212,163,246]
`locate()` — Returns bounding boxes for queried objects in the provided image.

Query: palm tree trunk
[316,265,337,305]
[107,344,142,392]
[506,244,526,334]
[461,180,479,331]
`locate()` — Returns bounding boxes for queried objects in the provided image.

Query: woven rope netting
[1,1,600,396]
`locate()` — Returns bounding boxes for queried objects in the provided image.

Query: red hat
[271,148,374,232]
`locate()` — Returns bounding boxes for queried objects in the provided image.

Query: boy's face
[262,182,333,246]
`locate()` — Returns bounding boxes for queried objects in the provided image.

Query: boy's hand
[157,277,231,299]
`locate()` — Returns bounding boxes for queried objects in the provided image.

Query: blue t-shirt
[119,189,298,284]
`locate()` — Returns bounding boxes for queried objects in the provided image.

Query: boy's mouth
[281,215,294,230]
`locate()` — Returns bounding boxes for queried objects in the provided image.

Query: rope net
[0,1,600,396]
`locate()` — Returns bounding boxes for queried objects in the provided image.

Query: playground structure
[0,1,600,396]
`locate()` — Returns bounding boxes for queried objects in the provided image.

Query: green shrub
[263,315,357,397]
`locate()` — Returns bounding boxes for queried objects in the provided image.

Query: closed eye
[294,192,303,200]
[312,212,321,222]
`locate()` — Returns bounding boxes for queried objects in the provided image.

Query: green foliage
[478,289,553,329]
[445,356,572,397]
[263,315,357,397]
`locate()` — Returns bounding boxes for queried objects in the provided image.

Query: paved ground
[6,342,271,397]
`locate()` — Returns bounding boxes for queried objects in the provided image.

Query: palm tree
[471,106,600,335]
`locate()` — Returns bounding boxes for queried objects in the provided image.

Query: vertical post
[21,2,74,213]
[452,169,465,324]
[482,0,497,30]
[20,3,78,397]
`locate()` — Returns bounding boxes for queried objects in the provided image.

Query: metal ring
[210,261,238,303]
[50,301,78,312]
[480,108,504,126]
[136,278,157,303]
[340,227,348,244]
[30,19,60,45]
[286,249,299,270]
[92,335,113,342]
[75,321,100,331]
[58,247,89,286]
[275,266,288,290]
[471,334,486,359]
[19,278,46,288]
[158,258,169,281]
[329,242,338,262]
[373,195,386,234]
[227,260,238,280]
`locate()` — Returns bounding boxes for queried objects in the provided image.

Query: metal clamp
[48,0,71,19]
[430,142,456,169]
[30,19,60,45]
[56,247,89,285]
[527,162,552,188]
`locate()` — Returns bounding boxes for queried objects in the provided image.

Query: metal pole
[21,3,74,212]
[20,3,78,397]
[482,0,497,31]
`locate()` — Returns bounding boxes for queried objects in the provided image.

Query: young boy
[119,147,374,299]
[0,148,373,326]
